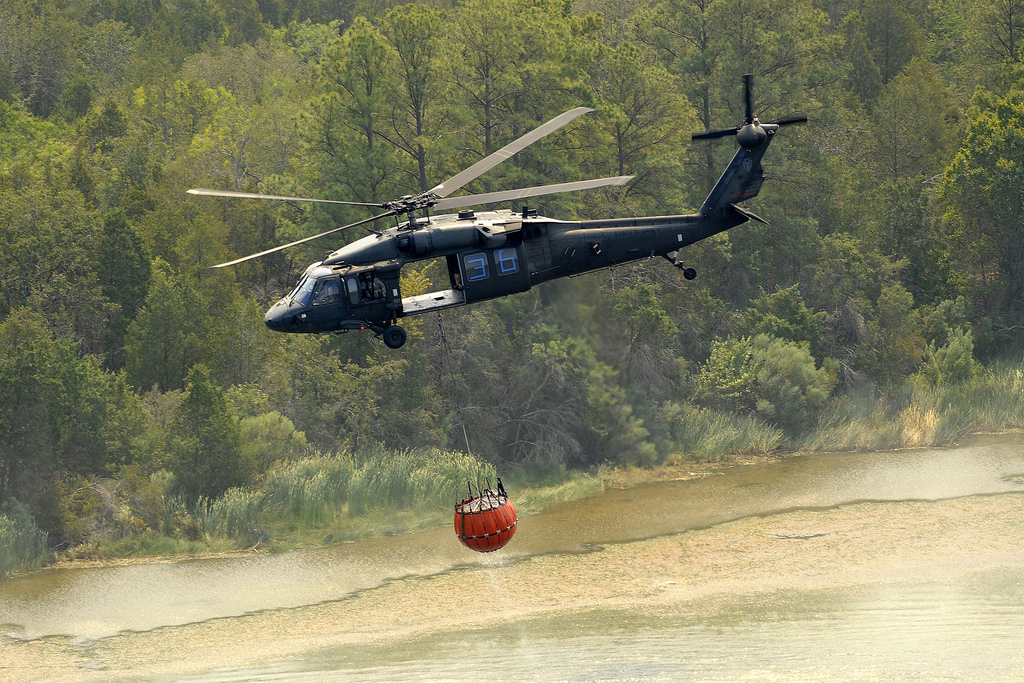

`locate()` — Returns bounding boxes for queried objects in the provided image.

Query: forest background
[3,0,1024,576]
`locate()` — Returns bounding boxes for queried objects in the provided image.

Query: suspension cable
[437,312,472,455]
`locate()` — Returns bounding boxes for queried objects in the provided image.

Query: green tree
[857,0,926,85]
[694,336,757,413]
[0,59,16,104]
[166,0,225,53]
[739,285,825,359]
[857,283,925,383]
[941,88,1024,342]
[694,334,835,435]
[748,334,836,435]
[914,326,978,386]
[0,5,82,118]
[0,311,68,511]
[378,3,452,193]
[237,411,307,472]
[587,42,696,214]
[979,0,1024,68]
[842,11,883,107]
[124,259,205,391]
[96,209,152,368]
[0,311,144,539]
[305,16,400,230]
[83,20,139,96]
[81,101,130,149]
[170,364,245,499]
[0,186,110,355]
[867,58,957,300]
[216,0,269,46]
[443,0,591,192]
[54,73,93,122]
[638,0,836,185]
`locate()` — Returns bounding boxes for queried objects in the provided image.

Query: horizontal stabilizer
[728,204,769,225]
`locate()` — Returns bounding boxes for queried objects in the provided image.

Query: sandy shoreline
[3,490,1022,681]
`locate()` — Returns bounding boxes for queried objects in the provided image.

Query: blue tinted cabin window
[463,252,489,281]
[495,248,519,276]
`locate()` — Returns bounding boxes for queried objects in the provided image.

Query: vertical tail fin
[697,126,776,218]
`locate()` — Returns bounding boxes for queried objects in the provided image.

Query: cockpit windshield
[289,276,316,305]
[287,264,333,306]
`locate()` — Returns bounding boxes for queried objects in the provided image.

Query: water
[172,573,1024,683]
[2,434,1024,681]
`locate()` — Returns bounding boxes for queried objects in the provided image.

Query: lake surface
[2,434,1023,681]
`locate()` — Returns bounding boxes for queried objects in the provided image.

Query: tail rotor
[692,74,807,147]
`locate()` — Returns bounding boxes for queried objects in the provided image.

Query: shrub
[914,326,978,387]
[694,334,836,436]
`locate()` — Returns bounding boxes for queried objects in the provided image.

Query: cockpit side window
[311,278,340,306]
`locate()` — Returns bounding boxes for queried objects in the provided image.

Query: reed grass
[265,445,496,518]
[202,488,269,547]
[264,454,352,525]
[801,361,1024,452]
[660,404,787,463]
[71,531,239,560]
[0,501,49,578]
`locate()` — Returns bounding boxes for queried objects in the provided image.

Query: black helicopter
[188,76,804,349]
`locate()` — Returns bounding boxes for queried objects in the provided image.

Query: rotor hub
[384,192,441,214]
[736,121,768,149]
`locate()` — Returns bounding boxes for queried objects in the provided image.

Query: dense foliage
[2,0,1023,569]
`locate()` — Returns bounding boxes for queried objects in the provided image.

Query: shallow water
[187,572,1024,683]
[2,434,1024,681]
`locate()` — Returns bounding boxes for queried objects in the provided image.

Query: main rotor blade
[208,210,396,268]
[433,175,634,210]
[430,107,595,199]
[187,188,383,208]
[692,127,740,140]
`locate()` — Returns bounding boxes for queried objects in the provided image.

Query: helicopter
[188,75,805,349]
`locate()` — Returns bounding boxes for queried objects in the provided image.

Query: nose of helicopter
[265,299,303,331]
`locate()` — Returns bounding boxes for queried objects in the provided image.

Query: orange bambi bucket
[454,481,517,552]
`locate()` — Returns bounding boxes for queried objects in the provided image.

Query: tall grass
[264,454,352,525]
[348,445,496,514]
[653,361,1024,461]
[70,446,502,558]
[0,500,49,578]
[801,361,1024,452]
[200,488,269,547]
[264,445,496,518]
[659,403,786,462]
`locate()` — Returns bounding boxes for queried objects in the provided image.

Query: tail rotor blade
[770,114,808,127]
[692,127,740,141]
[744,73,754,124]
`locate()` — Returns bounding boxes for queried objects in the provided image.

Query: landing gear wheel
[682,267,697,280]
[382,325,407,349]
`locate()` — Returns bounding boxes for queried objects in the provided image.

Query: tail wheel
[382,325,407,349]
